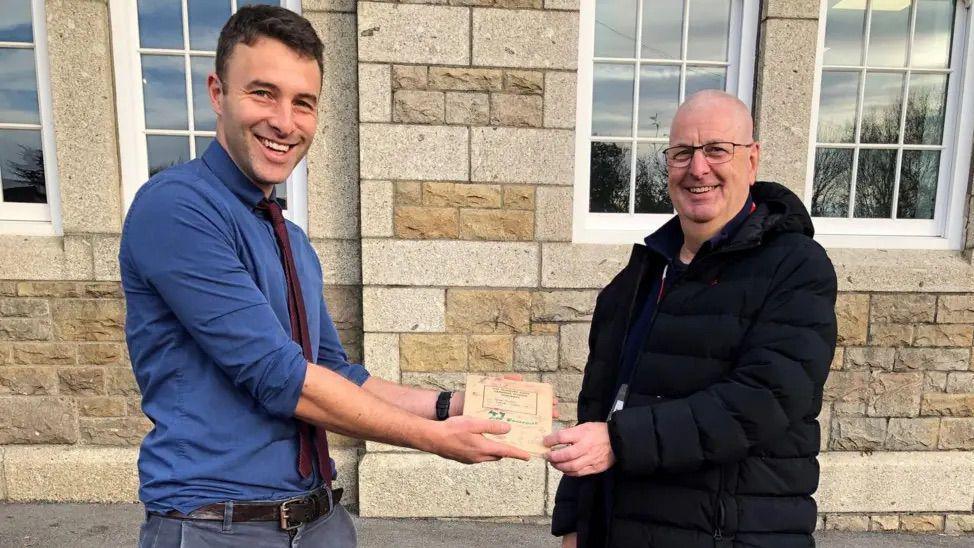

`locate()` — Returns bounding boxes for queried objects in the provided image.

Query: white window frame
[573,0,761,244]
[0,0,62,236]
[110,0,308,229]
[806,0,974,249]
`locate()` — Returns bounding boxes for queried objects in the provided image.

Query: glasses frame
[661,141,755,167]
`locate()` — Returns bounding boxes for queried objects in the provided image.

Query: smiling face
[667,91,760,238]
[208,36,321,193]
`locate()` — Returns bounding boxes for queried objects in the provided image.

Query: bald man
[545,91,837,548]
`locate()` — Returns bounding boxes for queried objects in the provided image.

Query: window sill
[828,247,974,293]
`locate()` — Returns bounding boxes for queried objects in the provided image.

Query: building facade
[2,0,974,535]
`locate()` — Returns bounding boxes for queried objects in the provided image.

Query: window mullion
[180,0,196,158]
[891,1,921,220]
[628,0,646,216]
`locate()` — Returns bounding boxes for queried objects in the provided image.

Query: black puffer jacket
[552,182,837,548]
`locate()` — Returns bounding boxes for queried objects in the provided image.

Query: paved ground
[1,503,973,547]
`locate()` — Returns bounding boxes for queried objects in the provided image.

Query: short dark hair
[215,5,324,84]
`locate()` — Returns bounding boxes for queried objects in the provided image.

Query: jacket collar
[643,193,754,262]
[200,140,277,208]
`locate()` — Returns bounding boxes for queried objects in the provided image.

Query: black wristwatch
[435,391,453,421]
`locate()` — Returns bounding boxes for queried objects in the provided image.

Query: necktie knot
[257,198,286,227]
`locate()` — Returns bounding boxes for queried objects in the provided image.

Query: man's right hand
[562,533,577,548]
[423,416,532,463]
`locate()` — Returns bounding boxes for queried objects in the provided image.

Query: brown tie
[257,198,331,485]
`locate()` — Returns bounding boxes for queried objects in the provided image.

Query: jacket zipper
[714,467,727,542]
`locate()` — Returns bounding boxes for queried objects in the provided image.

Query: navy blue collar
[201,140,276,208]
[644,193,755,263]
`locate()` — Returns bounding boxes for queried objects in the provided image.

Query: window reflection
[824,0,865,65]
[637,65,680,139]
[812,148,853,217]
[142,55,189,130]
[635,144,672,213]
[0,49,41,126]
[854,148,897,218]
[817,71,859,143]
[687,0,731,62]
[0,129,45,203]
[595,0,638,58]
[590,142,632,213]
[897,150,939,219]
[905,73,947,145]
[866,3,911,67]
[0,0,33,43]
[859,72,903,144]
[191,56,216,132]
[147,135,189,177]
[592,64,635,137]
[641,0,683,59]
[188,0,231,51]
[913,0,954,68]
[138,0,183,50]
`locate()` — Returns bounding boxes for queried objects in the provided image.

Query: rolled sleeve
[123,178,307,418]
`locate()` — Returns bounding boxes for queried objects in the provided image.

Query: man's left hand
[543,422,616,477]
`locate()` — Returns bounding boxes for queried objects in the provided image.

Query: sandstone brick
[844,347,894,371]
[11,343,75,365]
[925,371,949,392]
[423,182,502,208]
[939,418,974,449]
[59,367,106,396]
[400,334,467,372]
[513,335,558,372]
[459,209,534,240]
[0,367,57,396]
[77,397,127,418]
[0,397,78,443]
[914,324,974,347]
[338,329,363,365]
[503,185,535,210]
[830,417,887,451]
[894,348,970,371]
[0,298,49,318]
[868,324,914,347]
[819,402,832,452]
[0,319,52,341]
[559,323,589,373]
[490,94,543,127]
[831,347,844,370]
[327,432,363,449]
[468,335,514,371]
[899,514,945,533]
[395,181,423,206]
[946,372,974,393]
[836,293,869,346]
[16,282,82,298]
[945,514,974,533]
[938,295,974,323]
[503,70,543,94]
[446,290,531,334]
[833,401,866,416]
[394,206,459,239]
[543,373,583,403]
[531,323,559,334]
[105,368,140,396]
[870,515,900,531]
[322,287,363,331]
[83,283,123,299]
[825,514,869,531]
[393,90,444,124]
[823,371,870,404]
[429,67,503,91]
[0,282,16,296]
[871,294,936,323]
[51,300,125,341]
[400,372,467,392]
[867,372,923,417]
[885,418,940,450]
[445,92,489,125]
[126,399,144,417]
[80,417,151,446]
[531,291,597,322]
[921,393,974,417]
[0,344,8,365]
[392,65,428,90]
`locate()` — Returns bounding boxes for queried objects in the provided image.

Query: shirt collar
[707,193,755,249]
[643,192,755,262]
[200,140,277,208]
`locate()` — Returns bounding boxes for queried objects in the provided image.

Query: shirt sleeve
[122,177,307,419]
[315,295,370,386]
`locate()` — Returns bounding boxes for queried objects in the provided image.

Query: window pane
[142,54,188,130]
[867,3,911,67]
[686,0,731,61]
[812,147,853,217]
[897,150,939,219]
[595,0,638,58]
[912,0,954,68]
[188,0,231,51]
[635,144,673,213]
[147,135,189,177]
[194,135,214,158]
[904,73,947,145]
[854,148,896,218]
[0,129,45,203]
[824,0,866,65]
[684,66,726,99]
[641,0,684,60]
[191,56,216,131]
[238,0,283,6]
[0,0,33,42]
[817,71,860,143]
[276,180,288,210]
[0,49,40,125]
[592,63,635,137]
[138,0,184,50]
[590,141,631,213]
[859,72,903,144]
[637,65,680,139]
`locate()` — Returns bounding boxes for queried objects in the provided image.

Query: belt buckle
[279,488,332,532]
[279,497,303,531]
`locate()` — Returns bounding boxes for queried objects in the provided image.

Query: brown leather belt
[162,486,342,531]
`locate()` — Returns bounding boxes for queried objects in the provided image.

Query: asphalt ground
[2,503,973,547]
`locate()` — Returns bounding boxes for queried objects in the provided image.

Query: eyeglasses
[661,142,755,168]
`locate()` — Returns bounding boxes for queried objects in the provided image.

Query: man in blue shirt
[122,7,529,547]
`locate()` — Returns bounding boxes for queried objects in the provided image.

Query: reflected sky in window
[817,71,859,143]
[592,63,635,137]
[640,0,683,59]
[191,56,216,131]
[913,0,954,67]
[824,0,865,65]
[595,0,638,58]
[638,65,680,139]
[0,49,41,126]
[142,55,188,130]
[189,0,231,51]
[687,0,730,61]
[147,135,189,177]
[0,0,33,43]
[138,0,183,49]
[867,4,911,67]
[859,72,903,144]
[905,73,947,145]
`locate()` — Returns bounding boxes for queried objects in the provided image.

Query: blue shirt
[120,141,370,514]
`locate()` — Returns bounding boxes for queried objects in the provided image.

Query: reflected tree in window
[3,144,45,203]
[589,142,631,213]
